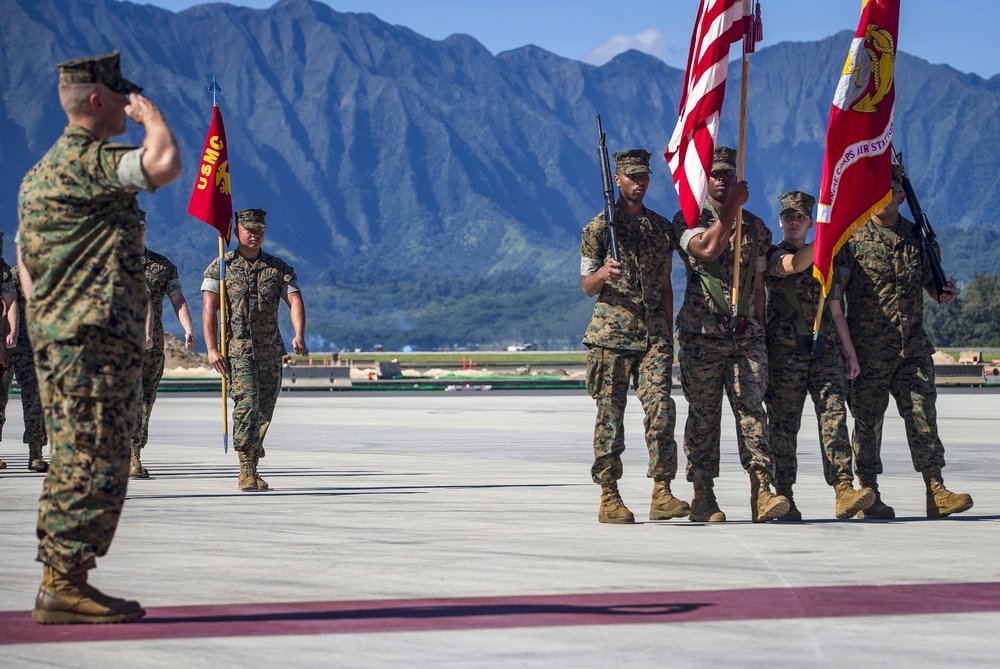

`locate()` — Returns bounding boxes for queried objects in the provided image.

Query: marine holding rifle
[580,149,689,525]
[762,190,874,521]
[671,146,787,523]
[840,164,973,520]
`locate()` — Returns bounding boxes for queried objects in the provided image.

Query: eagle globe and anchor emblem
[834,22,895,113]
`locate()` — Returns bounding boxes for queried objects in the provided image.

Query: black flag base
[796,335,824,358]
[717,315,746,336]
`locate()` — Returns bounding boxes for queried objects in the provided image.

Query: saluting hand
[124,93,165,127]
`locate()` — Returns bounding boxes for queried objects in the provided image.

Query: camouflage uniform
[202,241,299,456]
[0,267,48,452]
[131,248,183,450]
[764,241,853,487]
[581,196,677,485]
[18,120,152,573]
[673,202,773,481]
[842,216,947,478]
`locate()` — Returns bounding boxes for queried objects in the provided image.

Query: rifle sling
[772,275,829,338]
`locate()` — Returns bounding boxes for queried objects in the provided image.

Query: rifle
[893,151,949,302]
[596,115,620,262]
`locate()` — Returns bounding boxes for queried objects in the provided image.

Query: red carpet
[2,582,998,645]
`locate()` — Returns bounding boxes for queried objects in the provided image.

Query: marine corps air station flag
[813,0,899,295]
[665,0,751,229]
[188,104,233,245]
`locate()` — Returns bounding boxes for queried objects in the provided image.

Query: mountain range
[2,0,997,350]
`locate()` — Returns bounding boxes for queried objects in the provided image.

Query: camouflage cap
[613,149,652,176]
[56,51,142,94]
[713,146,737,171]
[778,190,816,217]
[235,208,268,230]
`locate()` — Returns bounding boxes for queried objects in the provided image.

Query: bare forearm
[689,221,733,261]
[3,294,16,344]
[16,247,33,298]
[175,299,195,337]
[202,293,220,352]
[581,273,605,297]
[290,297,307,340]
[142,117,181,187]
[777,243,815,276]
[660,274,673,334]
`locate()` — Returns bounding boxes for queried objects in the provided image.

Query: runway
[1,390,997,667]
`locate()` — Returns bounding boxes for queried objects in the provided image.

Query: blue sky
[144,0,999,78]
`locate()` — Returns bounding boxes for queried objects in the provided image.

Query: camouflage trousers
[228,355,283,454]
[131,347,165,449]
[677,331,773,481]
[848,348,946,479]
[33,326,142,573]
[765,343,853,487]
[585,339,677,484]
[0,348,48,447]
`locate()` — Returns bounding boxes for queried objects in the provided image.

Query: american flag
[665,0,756,229]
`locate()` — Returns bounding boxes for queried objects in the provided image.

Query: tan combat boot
[749,468,789,523]
[128,446,148,479]
[856,476,895,519]
[689,479,726,522]
[833,477,875,519]
[253,449,269,491]
[923,468,973,518]
[598,483,635,524]
[649,479,691,520]
[773,486,802,521]
[0,457,7,469]
[32,564,145,624]
[28,443,49,473]
[238,451,259,492]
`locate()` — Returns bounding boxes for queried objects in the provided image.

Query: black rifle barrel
[596,115,620,262]
[894,151,949,301]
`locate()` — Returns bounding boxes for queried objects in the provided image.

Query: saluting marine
[17,50,181,624]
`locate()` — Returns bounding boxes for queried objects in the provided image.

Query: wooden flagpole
[730,1,759,316]
[219,234,229,453]
[208,76,230,454]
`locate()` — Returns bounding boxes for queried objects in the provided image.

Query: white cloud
[583,28,670,65]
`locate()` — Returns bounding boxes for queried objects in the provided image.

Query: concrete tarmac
[1,389,998,667]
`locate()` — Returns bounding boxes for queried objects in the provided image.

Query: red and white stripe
[665,0,748,229]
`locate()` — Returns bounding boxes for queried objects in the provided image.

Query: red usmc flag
[187,105,233,244]
[813,0,899,296]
